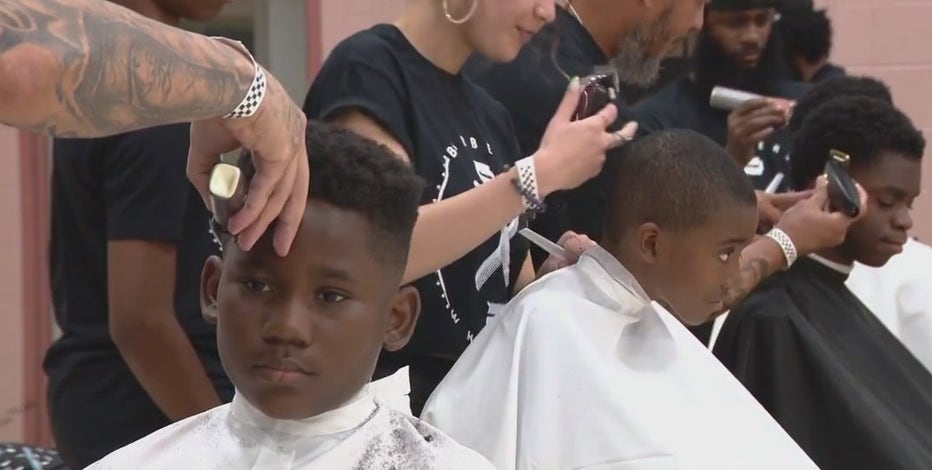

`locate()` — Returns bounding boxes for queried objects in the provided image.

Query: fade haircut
[788,75,893,132]
[215,122,424,270]
[604,129,757,242]
[790,96,925,190]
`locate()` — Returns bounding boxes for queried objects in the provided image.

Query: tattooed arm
[0,0,255,136]
[721,237,786,312]
[0,0,311,256]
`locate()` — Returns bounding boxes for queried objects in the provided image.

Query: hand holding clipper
[210,150,256,232]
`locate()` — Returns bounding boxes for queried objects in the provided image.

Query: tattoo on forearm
[721,258,770,312]
[0,0,252,137]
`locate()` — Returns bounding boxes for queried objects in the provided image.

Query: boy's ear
[383,285,421,352]
[636,222,661,265]
[201,256,223,325]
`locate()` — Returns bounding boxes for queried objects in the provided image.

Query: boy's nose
[261,299,312,347]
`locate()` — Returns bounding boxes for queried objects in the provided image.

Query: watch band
[766,228,798,269]
[213,37,267,120]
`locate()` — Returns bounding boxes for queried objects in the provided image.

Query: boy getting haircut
[715,96,932,470]
[423,129,817,470]
[88,122,494,469]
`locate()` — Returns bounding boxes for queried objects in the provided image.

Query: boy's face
[841,152,920,267]
[201,201,419,420]
[649,204,758,324]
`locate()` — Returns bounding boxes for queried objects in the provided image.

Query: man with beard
[463,0,706,269]
[632,0,808,195]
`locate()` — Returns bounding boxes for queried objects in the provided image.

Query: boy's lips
[254,358,314,385]
[254,357,313,375]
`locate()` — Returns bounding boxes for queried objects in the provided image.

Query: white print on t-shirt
[428,135,522,343]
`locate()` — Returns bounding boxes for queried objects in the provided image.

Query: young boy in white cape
[422,129,818,470]
[87,123,493,469]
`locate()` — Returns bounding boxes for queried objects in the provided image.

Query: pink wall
[0,126,24,441]
[820,0,932,240]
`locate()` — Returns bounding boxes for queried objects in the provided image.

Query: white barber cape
[422,246,817,470]
[847,238,932,372]
[87,386,493,470]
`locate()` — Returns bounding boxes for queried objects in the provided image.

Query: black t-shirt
[632,76,810,193]
[303,25,528,362]
[464,8,626,268]
[43,124,232,468]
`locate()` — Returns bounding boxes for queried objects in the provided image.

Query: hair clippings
[208,150,256,248]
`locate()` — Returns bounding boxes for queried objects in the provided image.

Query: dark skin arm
[0,0,253,137]
[716,177,869,317]
[108,240,221,420]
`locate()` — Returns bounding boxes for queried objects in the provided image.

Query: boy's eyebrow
[720,236,752,247]
[315,265,355,282]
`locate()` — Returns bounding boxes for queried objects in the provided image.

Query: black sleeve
[104,124,191,242]
[302,37,415,156]
[629,98,670,137]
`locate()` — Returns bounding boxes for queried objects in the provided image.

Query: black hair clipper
[572,73,617,121]
[209,150,255,231]
[825,149,861,217]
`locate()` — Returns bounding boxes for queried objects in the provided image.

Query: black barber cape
[632,76,808,193]
[713,256,932,470]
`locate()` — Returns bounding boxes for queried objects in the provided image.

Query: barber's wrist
[210,37,265,119]
[765,227,798,269]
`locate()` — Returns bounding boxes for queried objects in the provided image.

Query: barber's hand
[537,231,597,278]
[774,176,869,257]
[187,72,309,257]
[725,98,787,166]
[756,189,813,231]
[533,78,637,197]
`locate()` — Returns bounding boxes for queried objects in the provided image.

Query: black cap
[708,0,782,11]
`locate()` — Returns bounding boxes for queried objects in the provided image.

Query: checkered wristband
[766,228,798,269]
[212,37,267,120]
[512,156,545,213]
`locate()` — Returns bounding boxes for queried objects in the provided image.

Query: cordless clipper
[209,150,255,232]
[824,149,861,218]
[572,73,617,121]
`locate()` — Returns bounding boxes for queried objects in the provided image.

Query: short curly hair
[790,96,925,190]
[778,8,833,63]
[788,75,892,132]
[215,121,424,269]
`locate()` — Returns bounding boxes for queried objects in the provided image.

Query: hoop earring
[443,0,478,24]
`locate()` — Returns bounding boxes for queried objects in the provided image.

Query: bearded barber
[632,0,808,194]
[464,0,706,269]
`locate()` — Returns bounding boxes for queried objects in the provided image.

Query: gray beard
[609,12,672,88]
